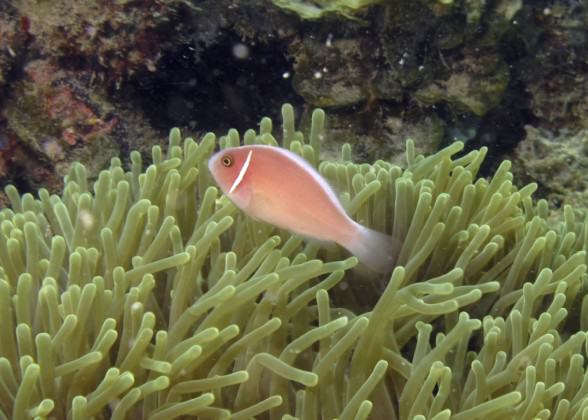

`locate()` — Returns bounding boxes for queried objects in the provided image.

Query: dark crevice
[121,31,304,135]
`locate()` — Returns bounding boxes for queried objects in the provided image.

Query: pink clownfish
[208,145,400,273]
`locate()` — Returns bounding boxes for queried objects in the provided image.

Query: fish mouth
[207,152,219,177]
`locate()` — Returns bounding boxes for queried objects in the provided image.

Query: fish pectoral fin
[302,235,333,249]
[246,211,262,222]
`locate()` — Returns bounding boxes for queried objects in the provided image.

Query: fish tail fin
[343,224,402,273]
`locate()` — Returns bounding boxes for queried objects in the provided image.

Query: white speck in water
[232,43,250,60]
[418,65,425,72]
[282,71,291,79]
[543,8,551,15]
[398,58,405,66]
[322,67,328,73]
[313,70,323,79]
[326,33,334,47]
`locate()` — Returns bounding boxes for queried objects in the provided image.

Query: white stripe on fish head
[229,149,253,194]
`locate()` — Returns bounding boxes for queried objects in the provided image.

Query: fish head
[208,146,253,195]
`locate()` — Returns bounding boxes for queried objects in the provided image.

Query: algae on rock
[270,0,381,19]
[1,104,588,419]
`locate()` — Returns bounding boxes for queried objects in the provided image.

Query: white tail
[342,224,401,273]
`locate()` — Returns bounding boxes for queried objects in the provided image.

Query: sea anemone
[1,104,587,419]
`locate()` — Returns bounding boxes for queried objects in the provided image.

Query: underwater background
[1,0,588,419]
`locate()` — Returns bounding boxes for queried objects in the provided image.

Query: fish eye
[221,155,233,167]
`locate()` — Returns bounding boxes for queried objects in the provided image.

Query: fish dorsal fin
[229,149,253,194]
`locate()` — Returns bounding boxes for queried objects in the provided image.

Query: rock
[3,59,160,191]
[415,53,510,117]
[513,125,588,210]
[289,36,400,107]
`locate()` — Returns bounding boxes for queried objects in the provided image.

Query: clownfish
[208,145,400,273]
